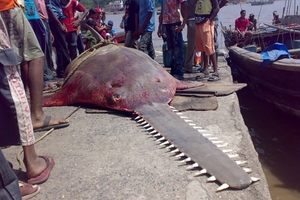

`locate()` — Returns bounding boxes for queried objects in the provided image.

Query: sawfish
[43,42,258,191]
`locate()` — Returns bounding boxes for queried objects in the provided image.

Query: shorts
[0,6,44,61]
[0,13,35,147]
[195,20,215,56]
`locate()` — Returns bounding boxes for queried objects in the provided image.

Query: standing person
[46,0,71,78]
[191,0,220,81]
[0,15,53,197]
[184,1,196,73]
[124,0,139,48]
[60,0,88,60]
[34,0,55,81]
[234,9,252,47]
[1,0,69,130]
[137,0,155,59]
[157,0,188,80]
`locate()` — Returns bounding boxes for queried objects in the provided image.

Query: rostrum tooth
[134,116,141,120]
[186,163,199,170]
[235,161,247,165]
[222,149,233,153]
[153,133,161,137]
[212,141,223,144]
[184,120,193,122]
[141,121,147,125]
[149,130,157,134]
[156,137,165,142]
[251,177,260,182]
[194,169,207,176]
[137,119,144,123]
[143,124,150,128]
[146,127,154,131]
[216,183,229,191]
[216,143,228,148]
[166,144,175,149]
[180,157,192,163]
[228,154,239,158]
[175,152,185,158]
[243,168,252,173]
[180,116,188,119]
[207,176,216,182]
[159,141,169,146]
[170,149,180,153]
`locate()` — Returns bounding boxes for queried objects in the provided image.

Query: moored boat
[227,46,300,117]
[250,0,275,6]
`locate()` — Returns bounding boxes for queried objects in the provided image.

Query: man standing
[191,0,220,81]
[61,0,88,60]
[124,0,139,48]
[157,0,188,80]
[138,0,155,59]
[183,1,196,73]
[234,10,252,47]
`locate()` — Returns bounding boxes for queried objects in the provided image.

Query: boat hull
[228,46,300,117]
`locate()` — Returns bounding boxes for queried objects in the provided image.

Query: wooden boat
[250,0,275,6]
[227,45,300,118]
[221,22,300,50]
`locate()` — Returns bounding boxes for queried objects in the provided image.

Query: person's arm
[46,6,67,32]
[219,0,228,9]
[138,0,154,35]
[254,19,257,31]
[157,5,163,37]
[72,4,88,28]
[175,1,187,32]
[209,0,220,22]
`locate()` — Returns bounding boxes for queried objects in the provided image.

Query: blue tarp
[261,43,291,66]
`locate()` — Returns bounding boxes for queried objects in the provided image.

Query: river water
[105,1,299,199]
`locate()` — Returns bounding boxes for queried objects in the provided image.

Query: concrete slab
[2,49,271,200]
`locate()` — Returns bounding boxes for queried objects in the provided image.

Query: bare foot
[32,114,68,130]
[24,156,48,179]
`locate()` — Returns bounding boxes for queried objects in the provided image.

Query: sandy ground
[2,48,272,200]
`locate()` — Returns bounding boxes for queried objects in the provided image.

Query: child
[83,19,97,49]
[106,20,118,43]
[60,0,88,60]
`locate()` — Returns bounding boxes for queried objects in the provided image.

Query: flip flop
[33,116,69,132]
[19,181,41,200]
[27,156,55,185]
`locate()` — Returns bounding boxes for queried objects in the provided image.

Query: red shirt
[235,17,250,32]
[62,0,85,32]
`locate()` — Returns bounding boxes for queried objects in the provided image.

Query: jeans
[0,150,21,200]
[139,31,155,59]
[50,21,70,78]
[165,22,184,77]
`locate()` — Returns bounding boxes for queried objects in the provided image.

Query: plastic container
[163,41,187,67]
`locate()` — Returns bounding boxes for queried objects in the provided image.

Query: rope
[44,40,113,94]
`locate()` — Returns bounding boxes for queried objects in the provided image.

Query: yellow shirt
[195,0,212,15]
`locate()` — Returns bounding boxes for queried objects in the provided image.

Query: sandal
[19,181,41,200]
[208,73,220,82]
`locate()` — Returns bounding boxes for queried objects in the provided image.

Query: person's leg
[50,21,70,78]
[67,31,78,60]
[124,31,135,48]
[172,23,184,78]
[184,20,196,72]
[77,33,85,55]
[165,24,175,75]
[43,19,54,80]
[234,30,239,45]
[139,31,155,59]
[147,32,156,59]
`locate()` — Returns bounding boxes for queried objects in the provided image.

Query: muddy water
[106,1,300,198]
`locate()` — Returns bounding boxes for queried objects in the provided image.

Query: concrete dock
[3,47,272,200]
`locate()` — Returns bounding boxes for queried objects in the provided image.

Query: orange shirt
[0,0,19,12]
